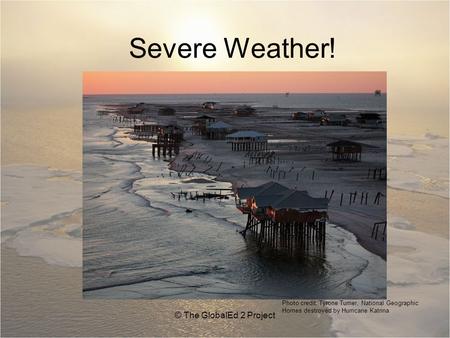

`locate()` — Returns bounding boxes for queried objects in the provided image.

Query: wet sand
[330,187,449,259]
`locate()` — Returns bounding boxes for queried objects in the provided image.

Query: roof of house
[236,182,327,210]
[234,105,256,115]
[159,106,175,111]
[207,121,233,130]
[270,190,328,210]
[195,114,214,120]
[237,182,291,199]
[226,130,266,139]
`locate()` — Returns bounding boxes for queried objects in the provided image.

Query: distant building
[132,122,183,142]
[356,113,383,128]
[194,114,215,123]
[158,106,176,116]
[233,105,256,117]
[206,121,233,140]
[128,103,146,114]
[291,111,308,120]
[202,101,217,110]
[192,114,216,135]
[226,130,268,151]
[309,109,326,121]
[327,140,363,161]
[320,114,350,126]
[128,107,145,114]
[292,110,325,121]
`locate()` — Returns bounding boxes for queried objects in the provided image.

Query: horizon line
[83,91,387,96]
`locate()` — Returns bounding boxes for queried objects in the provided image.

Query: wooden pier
[172,189,232,202]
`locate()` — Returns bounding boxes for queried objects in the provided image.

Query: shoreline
[170,152,388,260]
[82,119,388,300]
[3,162,447,270]
[166,130,387,260]
[112,101,387,263]
[168,140,448,259]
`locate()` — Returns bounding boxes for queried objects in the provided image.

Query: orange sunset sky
[83,72,386,95]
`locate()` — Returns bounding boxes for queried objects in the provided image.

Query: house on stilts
[192,114,216,136]
[205,121,233,140]
[226,130,268,151]
[327,140,363,161]
[235,182,328,255]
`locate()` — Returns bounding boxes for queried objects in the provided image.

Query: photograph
[83,72,387,299]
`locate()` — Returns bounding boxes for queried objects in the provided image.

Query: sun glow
[172,13,221,44]
[168,11,225,69]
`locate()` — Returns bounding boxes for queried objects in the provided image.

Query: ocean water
[87,92,387,111]
[82,94,386,299]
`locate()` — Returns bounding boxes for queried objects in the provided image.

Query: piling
[241,211,326,256]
